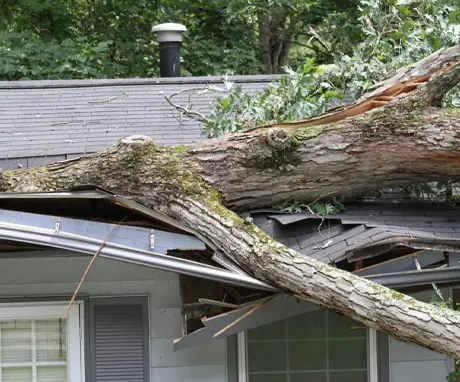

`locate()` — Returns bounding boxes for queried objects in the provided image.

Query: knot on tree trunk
[112,135,157,155]
[266,128,296,150]
[119,135,155,146]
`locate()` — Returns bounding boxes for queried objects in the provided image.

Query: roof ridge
[0,74,282,90]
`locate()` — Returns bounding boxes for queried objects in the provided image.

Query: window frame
[236,318,379,382]
[0,301,85,382]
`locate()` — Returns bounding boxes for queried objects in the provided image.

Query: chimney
[152,23,187,77]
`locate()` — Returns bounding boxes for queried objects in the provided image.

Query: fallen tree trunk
[2,45,460,357]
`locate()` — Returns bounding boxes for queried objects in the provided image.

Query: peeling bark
[2,46,460,358]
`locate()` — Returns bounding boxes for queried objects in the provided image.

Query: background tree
[224,0,362,73]
[0,0,364,78]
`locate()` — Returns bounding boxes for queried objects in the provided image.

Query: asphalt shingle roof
[253,202,460,265]
[0,75,279,169]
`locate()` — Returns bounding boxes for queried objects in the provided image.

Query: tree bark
[257,13,292,73]
[257,15,273,74]
[2,46,460,357]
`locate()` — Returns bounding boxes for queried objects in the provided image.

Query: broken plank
[173,294,318,351]
[354,250,444,276]
[212,295,275,338]
[198,298,241,309]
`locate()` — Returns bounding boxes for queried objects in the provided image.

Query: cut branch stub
[266,127,296,150]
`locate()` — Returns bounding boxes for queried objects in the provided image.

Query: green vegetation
[275,197,345,215]
[430,290,460,382]
[0,0,362,80]
[204,0,460,137]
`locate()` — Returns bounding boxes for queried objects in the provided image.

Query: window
[241,309,374,382]
[0,302,84,382]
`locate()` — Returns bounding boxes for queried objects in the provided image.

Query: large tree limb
[2,46,460,357]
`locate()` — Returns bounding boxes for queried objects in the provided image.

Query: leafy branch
[275,196,345,216]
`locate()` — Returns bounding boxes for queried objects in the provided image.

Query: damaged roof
[252,201,460,269]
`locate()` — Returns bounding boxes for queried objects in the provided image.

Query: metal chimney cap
[152,23,187,43]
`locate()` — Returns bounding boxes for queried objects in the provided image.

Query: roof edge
[0,74,281,90]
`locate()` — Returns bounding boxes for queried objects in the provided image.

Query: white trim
[369,328,379,382]
[0,312,3,382]
[0,301,84,382]
[32,320,37,381]
[0,301,73,319]
[237,332,248,382]
[67,302,84,382]
[79,301,86,381]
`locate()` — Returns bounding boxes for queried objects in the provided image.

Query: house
[0,28,458,382]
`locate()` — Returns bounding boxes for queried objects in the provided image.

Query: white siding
[389,338,451,382]
[0,254,227,382]
[389,289,452,382]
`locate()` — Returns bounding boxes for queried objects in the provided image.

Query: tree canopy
[4,0,457,79]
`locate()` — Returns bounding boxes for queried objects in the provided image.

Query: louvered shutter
[90,297,149,382]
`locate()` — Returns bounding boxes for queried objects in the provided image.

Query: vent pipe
[152,23,187,77]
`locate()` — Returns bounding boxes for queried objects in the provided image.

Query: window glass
[328,339,367,369]
[37,366,67,382]
[36,319,67,362]
[248,342,287,372]
[0,318,68,382]
[247,309,368,382]
[287,310,326,339]
[290,372,327,382]
[328,313,366,338]
[249,373,287,382]
[248,320,286,341]
[3,367,32,382]
[289,340,327,370]
[329,371,368,382]
[1,320,32,363]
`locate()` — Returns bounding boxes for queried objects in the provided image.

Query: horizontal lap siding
[389,338,451,382]
[0,255,227,382]
[388,289,453,382]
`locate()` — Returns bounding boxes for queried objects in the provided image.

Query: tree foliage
[205,0,460,137]
[0,0,260,79]
[0,0,365,79]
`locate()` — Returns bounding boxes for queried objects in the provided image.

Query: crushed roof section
[253,202,460,265]
[0,75,279,168]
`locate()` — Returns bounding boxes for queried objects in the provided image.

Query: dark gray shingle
[254,202,460,265]
[0,75,279,166]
